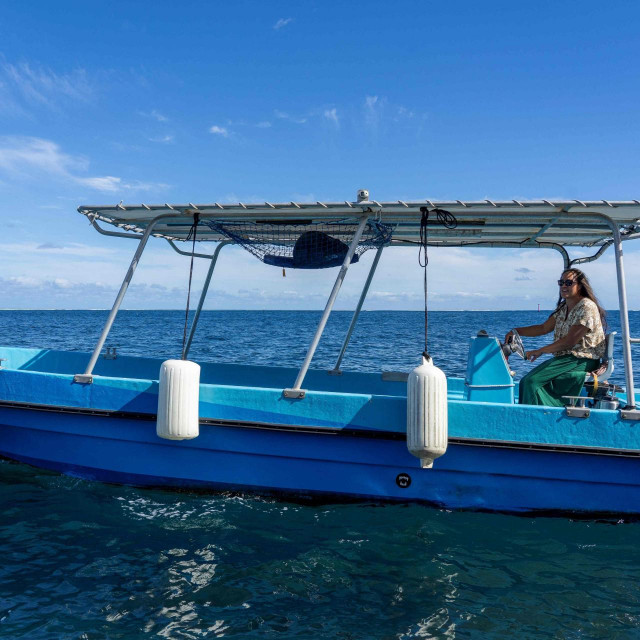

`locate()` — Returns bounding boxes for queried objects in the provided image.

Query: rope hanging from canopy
[419,207,458,358]
[205,219,393,269]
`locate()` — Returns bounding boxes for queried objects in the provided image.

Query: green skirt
[518,354,600,407]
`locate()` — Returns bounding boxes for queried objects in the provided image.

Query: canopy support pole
[74,213,180,383]
[601,217,638,414]
[329,245,384,375]
[183,240,231,359]
[284,215,369,398]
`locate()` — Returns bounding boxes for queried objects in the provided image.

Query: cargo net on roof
[206,220,393,269]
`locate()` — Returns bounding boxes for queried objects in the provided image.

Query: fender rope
[419,207,457,359]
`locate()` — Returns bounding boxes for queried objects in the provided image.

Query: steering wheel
[502,329,525,360]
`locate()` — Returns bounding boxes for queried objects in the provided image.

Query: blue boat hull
[1,400,639,516]
[1,346,639,516]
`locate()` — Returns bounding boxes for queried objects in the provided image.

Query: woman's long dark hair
[552,268,607,330]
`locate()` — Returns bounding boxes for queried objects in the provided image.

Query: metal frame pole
[74,213,179,383]
[330,245,384,374]
[602,217,637,410]
[555,244,570,270]
[90,218,214,259]
[284,215,369,398]
[183,240,231,358]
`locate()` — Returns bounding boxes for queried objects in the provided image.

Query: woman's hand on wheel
[504,330,514,344]
[526,349,542,362]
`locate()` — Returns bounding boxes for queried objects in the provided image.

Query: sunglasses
[557,279,577,287]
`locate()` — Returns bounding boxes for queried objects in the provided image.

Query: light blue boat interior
[2,336,514,399]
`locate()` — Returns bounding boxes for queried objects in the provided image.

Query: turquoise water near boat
[1,310,640,638]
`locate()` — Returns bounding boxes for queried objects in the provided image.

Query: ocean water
[1,310,640,639]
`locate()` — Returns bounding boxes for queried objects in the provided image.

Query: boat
[1,190,640,516]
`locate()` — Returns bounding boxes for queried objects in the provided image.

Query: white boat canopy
[79,199,640,248]
[75,193,640,414]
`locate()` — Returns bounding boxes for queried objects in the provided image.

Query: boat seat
[585,331,616,383]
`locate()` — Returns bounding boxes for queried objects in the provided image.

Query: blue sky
[0,1,639,310]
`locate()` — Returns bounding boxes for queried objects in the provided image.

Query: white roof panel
[79,199,640,247]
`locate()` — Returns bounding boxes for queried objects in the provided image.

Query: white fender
[407,355,448,468]
[157,359,201,440]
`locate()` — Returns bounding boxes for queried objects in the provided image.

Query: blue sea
[1,310,640,639]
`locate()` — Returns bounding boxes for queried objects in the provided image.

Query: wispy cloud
[274,109,307,124]
[209,125,229,137]
[0,136,85,176]
[209,96,422,142]
[362,95,427,137]
[514,266,534,281]
[0,136,168,193]
[75,176,165,193]
[149,134,174,143]
[138,109,168,122]
[1,241,116,257]
[394,106,416,121]
[324,108,339,126]
[37,242,64,250]
[273,17,293,30]
[0,58,92,114]
[364,95,384,130]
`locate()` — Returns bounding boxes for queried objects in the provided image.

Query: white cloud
[53,278,73,288]
[121,179,168,192]
[274,110,307,124]
[273,18,293,30]
[209,125,229,137]
[362,95,426,134]
[75,176,169,192]
[0,136,85,177]
[0,59,92,111]
[0,136,168,193]
[324,108,339,126]
[138,109,169,122]
[2,237,638,310]
[76,176,123,192]
[150,109,168,122]
[6,276,41,287]
[395,106,415,120]
[364,95,384,130]
[225,119,273,130]
[1,242,116,257]
[149,135,174,143]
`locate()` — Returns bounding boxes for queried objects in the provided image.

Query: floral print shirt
[553,298,605,359]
